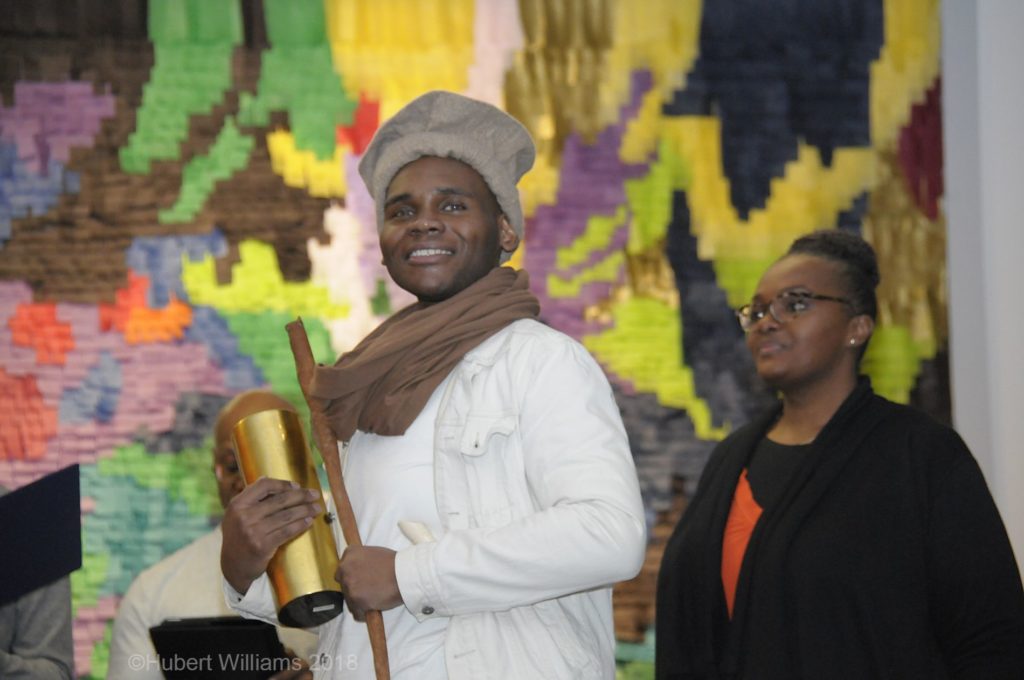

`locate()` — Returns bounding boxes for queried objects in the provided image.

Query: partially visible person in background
[0,489,74,680]
[107,390,317,680]
[656,229,1024,679]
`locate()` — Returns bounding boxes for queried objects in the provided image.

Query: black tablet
[149,616,295,679]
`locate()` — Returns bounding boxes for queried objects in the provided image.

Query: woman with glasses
[655,229,1024,679]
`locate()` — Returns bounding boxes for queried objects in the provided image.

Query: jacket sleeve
[394,332,647,619]
[222,573,282,625]
[925,428,1024,679]
[0,577,74,680]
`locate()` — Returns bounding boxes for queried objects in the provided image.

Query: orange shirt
[721,469,762,617]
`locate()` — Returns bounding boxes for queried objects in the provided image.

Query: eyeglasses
[735,291,854,332]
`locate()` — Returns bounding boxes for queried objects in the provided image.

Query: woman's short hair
[787,229,879,321]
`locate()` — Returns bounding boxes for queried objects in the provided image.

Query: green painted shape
[371,279,393,316]
[548,141,693,298]
[222,311,335,427]
[71,550,110,614]
[555,206,628,270]
[191,0,244,46]
[96,440,220,517]
[149,0,242,46]
[547,251,626,298]
[237,0,356,160]
[89,620,114,680]
[583,297,725,441]
[78,443,220,598]
[615,627,655,664]
[121,0,242,174]
[713,256,777,309]
[119,44,236,174]
[552,141,689,275]
[861,324,919,405]
[158,116,254,223]
[624,140,690,253]
[615,661,655,680]
[264,0,327,47]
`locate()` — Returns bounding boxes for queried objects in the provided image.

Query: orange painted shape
[124,297,193,344]
[0,369,58,461]
[100,272,193,343]
[8,303,75,365]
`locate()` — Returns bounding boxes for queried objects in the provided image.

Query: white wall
[942,0,1024,568]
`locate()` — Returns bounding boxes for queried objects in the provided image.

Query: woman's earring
[849,339,856,346]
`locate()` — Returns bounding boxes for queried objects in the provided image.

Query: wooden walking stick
[286,317,390,680]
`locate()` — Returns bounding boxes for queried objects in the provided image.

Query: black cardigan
[656,378,1024,679]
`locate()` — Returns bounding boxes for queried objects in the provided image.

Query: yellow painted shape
[555,206,629,270]
[624,140,690,253]
[871,0,940,149]
[584,297,727,441]
[861,325,921,404]
[615,0,702,96]
[551,141,686,291]
[580,0,939,410]
[661,117,877,307]
[614,0,703,163]
[547,251,625,298]
[508,0,702,217]
[620,87,669,165]
[181,239,349,318]
[519,155,561,219]
[266,129,348,198]
[324,0,475,118]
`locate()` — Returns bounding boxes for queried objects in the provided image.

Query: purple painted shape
[557,224,630,280]
[0,81,115,176]
[526,70,654,343]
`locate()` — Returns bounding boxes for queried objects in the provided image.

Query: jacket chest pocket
[458,413,520,527]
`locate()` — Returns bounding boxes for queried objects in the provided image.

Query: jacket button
[421,606,435,616]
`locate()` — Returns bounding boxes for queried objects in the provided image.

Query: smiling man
[220,91,646,679]
[379,155,517,303]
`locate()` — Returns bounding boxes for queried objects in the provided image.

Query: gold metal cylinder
[232,409,344,627]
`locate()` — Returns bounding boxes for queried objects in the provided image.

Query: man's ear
[497,214,519,254]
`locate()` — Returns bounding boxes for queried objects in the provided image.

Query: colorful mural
[0,0,946,676]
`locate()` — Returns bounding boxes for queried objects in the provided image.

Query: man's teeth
[410,248,453,257]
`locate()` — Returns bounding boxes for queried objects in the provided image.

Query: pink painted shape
[0,282,232,489]
[72,595,121,678]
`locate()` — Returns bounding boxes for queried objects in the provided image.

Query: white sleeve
[222,573,280,625]
[394,333,646,620]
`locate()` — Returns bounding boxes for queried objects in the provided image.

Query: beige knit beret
[358,91,536,249]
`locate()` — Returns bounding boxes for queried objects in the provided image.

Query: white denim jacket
[229,319,646,679]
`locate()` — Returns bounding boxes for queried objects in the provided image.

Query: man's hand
[220,477,322,594]
[335,546,403,621]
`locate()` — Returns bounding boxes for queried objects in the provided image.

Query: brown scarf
[309,267,540,441]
